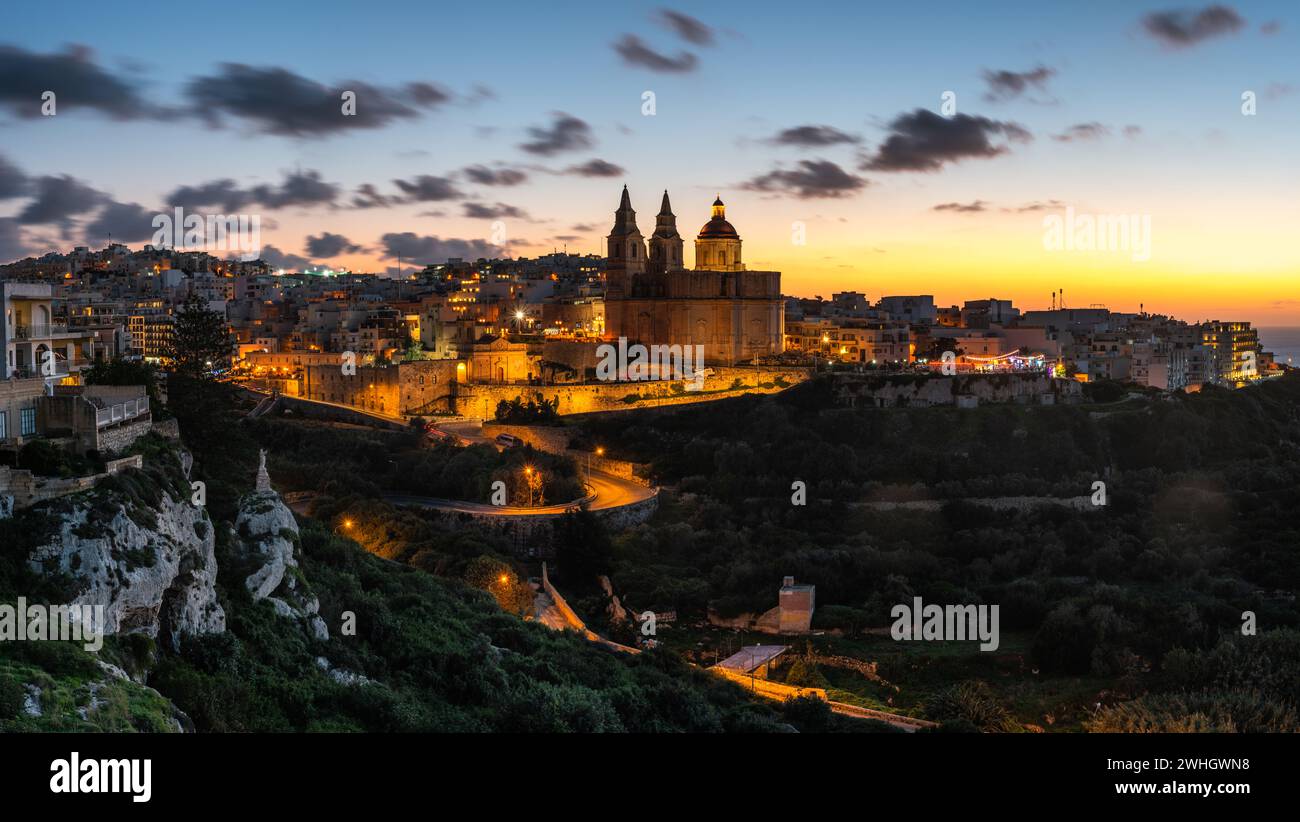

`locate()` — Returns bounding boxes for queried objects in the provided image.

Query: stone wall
[455,365,807,418]
[833,372,1083,408]
[97,418,153,455]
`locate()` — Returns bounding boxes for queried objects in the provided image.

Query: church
[603,186,784,365]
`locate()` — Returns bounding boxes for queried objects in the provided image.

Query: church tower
[694,195,744,272]
[605,185,646,298]
[647,190,684,275]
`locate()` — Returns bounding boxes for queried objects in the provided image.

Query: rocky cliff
[24,452,225,650]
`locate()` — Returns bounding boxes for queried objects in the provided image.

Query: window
[21,407,36,436]
[0,411,6,440]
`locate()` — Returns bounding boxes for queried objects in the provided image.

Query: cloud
[259,244,313,271]
[462,165,528,186]
[1141,5,1245,48]
[379,232,502,264]
[1007,200,1066,213]
[1123,125,1143,138]
[861,109,1031,173]
[570,223,598,232]
[305,232,362,257]
[982,65,1056,102]
[84,200,157,243]
[766,125,860,148]
[932,200,989,213]
[0,218,28,263]
[612,35,698,73]
[462,202,529,219]
[185,64,450,136]
[0,44,166,120]
[351,183,398,209]
[655,10,715,45]
[392,175,464,202]
[0,153,28,199]
[1052,122,1111,142]
[1263,83,1295,100]
[519,112,596,156]
[742,159,868,199]
[1260,20,1281,35]
[167,170,340,212]
[564,159,625,177]
[17,175,105,226]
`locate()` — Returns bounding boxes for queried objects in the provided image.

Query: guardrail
[95,396,150,428]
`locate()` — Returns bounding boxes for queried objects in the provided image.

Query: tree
[83,357,163,411]
[168,294,230,378]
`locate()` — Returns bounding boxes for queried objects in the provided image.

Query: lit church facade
[603,186,784,364]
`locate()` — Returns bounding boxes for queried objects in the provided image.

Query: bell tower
[647,190,684,275]
[605,185,645,298]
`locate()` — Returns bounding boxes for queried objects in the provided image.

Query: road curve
[382,469,655,517]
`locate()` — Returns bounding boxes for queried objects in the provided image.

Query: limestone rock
[26,488,226,649]
[233,479,328,641]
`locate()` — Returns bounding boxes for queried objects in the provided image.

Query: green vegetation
[494,393,561,424]
[570,372,1300,730]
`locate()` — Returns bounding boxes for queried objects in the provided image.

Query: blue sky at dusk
[1,0,1297,320]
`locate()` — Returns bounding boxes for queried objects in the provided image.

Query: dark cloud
[564,159,624,177]
[1261,20,1281,35]
[259,244,313,271]
[1142,5,1245,48]
[932,200,989,213]
[551,234,582,243]
[462,202,529,220]
[462,165,528,186]
[861,109,1031,173]
[1051,122,1111,142]
[379,232,502,264]
[570,223,597,232]
[0,44,165,120]
[612,35,698,73]
[982,65,1056,102]
[0,153,27,199]
[742,159,868,199]
[305,232,362,257]
[17,175,105,225]
[766,125,860,148]
[351,183,397,209]
[392,175,463,202]
[0,218,27,263]
[167,170,340,212]
[84,200,157,243]
[185,64,450,136]
[1007,200,1066,213]
[519,113,595,156]
[655,10,715,45]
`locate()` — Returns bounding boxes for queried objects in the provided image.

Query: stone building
[301,359,459,416]
[604,187,784,365]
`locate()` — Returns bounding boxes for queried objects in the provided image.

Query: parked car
[495,433,523,448]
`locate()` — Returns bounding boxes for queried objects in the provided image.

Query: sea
[1257,327,1300,367]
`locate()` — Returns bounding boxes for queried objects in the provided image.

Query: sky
[0,0,1297,322]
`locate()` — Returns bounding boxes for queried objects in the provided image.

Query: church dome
[698,195,739,239]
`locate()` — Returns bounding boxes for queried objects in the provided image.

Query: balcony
[95,396,150,428]
[13,323,77,339]
[10,357,92,378]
